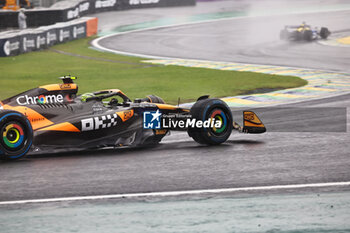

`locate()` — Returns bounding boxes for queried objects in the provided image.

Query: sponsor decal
[129,0,159,5]
[116,110,134,122]
[16,94,64,105]
[81,113,118,131]
[79,2,90,12]
[73,26,85,38]
[3,40,10,56]
[143,110,161,129]
[92,103,104,114]
[59,84,73,89]
[244,112,255,121]
[22,37,35,52]
[67,7,79,20]
[67,2,89,19]
[155,129,167,135]
[30,117,46,123]
[23,37,27,51]
[73,27,77,38]
[143,111,222,129]
[3,40,19,56]
[36,35,46,49]
[47,31,57,44]
[59,29,70,42]
[36,36,40,49]
[46,32,50,44]
[95,0,116,8]
[122,110,133,121]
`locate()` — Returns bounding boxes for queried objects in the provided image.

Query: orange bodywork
[39,84,78,92]
[243,111,265,128]
[117,110,134,122]
[155,104,179,110]
[38,122,80,132]
[2,104,53,130]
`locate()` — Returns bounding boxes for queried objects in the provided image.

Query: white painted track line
[92,15,350,74]
[1,181,349,205]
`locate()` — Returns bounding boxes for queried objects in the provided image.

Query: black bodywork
[0,77,266,160]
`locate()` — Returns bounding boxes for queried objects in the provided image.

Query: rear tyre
[320,27,330,39]
[304,30,313,41]
[0,110,33,160]
[188,98,233,145]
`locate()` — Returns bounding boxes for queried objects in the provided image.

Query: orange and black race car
[0,76,266,160]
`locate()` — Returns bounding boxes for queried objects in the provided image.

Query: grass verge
[0,37,307,104]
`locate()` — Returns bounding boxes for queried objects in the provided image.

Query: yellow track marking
[337,36,350,45]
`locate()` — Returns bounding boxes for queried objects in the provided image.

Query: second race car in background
[280,22,331,41]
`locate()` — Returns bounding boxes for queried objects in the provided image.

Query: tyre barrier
[0,0,196,29]
[0,17,98,57]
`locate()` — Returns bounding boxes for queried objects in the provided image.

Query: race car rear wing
[233,111,266,134]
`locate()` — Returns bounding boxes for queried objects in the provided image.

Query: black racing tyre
[304,30,313,41]
[320,27,330,39]
[188,98,233,145]
[145,95,165,104]
[0,110,33,160]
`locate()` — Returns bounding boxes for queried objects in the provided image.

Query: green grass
[0,37,307,104]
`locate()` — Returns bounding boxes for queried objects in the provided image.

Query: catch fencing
[0,17,98,57]
[0,0,196,28]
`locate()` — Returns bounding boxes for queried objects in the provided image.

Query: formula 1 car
[0,76,266,160]
[280,23,331,41]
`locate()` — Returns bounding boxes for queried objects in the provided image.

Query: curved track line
[1,181,350,205]
[91,7,350,109]
[92,7,350,63]
[144,59,350,107]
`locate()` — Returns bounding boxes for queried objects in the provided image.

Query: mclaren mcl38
[0,76,266,160]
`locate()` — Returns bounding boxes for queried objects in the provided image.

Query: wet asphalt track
[1,0,350,202]
[0,93,349,201]
[97,10,350,72]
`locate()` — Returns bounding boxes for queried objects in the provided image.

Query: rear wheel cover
[209,108,228,135]
[2,122,25,150]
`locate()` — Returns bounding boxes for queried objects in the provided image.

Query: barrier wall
[0,0,196,29]
[0,17,97,57]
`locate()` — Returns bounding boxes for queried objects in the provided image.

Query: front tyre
[0,110,33,160]
[188,98,233,145]
[320,27,330,39]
